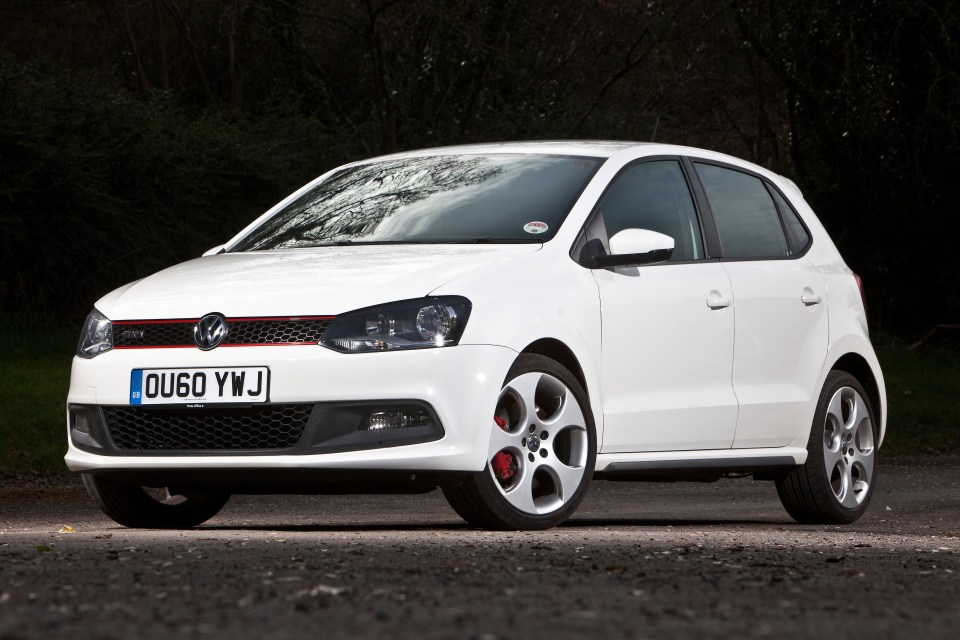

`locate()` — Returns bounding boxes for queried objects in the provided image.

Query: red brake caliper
[491,416,516,481]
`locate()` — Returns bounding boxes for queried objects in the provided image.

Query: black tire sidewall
[82,474,229,529]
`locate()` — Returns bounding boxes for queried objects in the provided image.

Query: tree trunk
[119,0,151,97]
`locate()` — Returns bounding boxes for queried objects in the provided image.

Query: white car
[67,141,886,530]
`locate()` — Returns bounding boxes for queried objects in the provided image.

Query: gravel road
[2,456,958,639]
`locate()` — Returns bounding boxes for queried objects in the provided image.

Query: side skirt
[594,447,806,482]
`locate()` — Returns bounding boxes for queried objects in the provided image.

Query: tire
[82,474,230,529]
[442,353,597,530]
[776,371,878,524]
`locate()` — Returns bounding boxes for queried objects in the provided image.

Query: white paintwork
[68,344,518,472]
[66,140,886,494]
[98,245,540,319]
[591,262,738,452]
[724,258,829,449]
[607,228,674,256]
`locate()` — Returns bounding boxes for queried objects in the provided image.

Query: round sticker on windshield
[523,221,549,234]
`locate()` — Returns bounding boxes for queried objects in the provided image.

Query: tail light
[854,273,868,320]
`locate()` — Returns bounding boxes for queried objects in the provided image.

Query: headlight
[77,309,113,358]
[321,297,471,353]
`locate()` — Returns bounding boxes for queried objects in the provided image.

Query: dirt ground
[1,455,958,639]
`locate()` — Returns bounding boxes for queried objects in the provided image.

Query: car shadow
[564,516,792,527]
[202,522,466,532]
[199,516,789,532]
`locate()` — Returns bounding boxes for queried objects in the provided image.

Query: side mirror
[591,229,674,269]
[202,244,226,257]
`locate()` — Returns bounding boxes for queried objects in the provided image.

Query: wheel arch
[520,338,588,397]
[830,352,883,438]
[516,337,603,443]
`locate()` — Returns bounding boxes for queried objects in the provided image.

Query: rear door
[690,161,828,449]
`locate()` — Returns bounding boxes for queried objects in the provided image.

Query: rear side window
[695,163,788,259]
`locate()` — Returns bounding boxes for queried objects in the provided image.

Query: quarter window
[594,160,703,261]
[769,186,811,253]
[695,163,789,258]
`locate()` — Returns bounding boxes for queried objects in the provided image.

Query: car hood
[96,244,541,319]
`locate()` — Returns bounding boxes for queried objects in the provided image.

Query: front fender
[433,252,604,446]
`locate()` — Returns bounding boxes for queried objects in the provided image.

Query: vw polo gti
[67,141,886,530]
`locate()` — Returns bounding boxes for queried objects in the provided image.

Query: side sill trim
[600,455,798,475]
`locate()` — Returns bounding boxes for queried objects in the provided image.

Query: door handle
[801,291,822,306]
[706,291,732,309]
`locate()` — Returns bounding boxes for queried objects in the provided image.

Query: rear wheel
[777,371,878,524]
[82,474,230,529]
[443,354,596,530]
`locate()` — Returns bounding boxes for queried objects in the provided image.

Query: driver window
[597,160,703,261]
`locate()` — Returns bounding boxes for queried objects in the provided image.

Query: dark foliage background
[1,0,957,335]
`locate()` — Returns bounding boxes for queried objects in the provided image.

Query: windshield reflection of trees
[238,156,503,250]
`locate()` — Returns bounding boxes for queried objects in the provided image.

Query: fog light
[363,408,432,431]
[70,407,103,449]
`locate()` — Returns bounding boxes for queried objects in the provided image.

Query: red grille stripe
[114,319,195,325]
[114,345,196,350]
[114,315,335,324]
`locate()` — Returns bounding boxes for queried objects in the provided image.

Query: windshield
[230,154,602,251]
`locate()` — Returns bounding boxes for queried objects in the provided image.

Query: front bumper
[65,344,517,475]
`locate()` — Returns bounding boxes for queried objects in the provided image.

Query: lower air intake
[102,404,313,451]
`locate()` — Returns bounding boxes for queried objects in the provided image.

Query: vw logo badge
[193,313,229,350]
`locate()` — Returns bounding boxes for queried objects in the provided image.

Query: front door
[588,159,739,453]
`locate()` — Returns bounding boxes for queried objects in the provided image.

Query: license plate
[130,367,270,406]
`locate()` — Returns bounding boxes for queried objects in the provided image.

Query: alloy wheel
[822,386,875,508]
[487,371,589,515]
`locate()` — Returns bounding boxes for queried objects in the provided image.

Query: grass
[0,318,77,474]
[877,345,960,454]
[0,317,957,474]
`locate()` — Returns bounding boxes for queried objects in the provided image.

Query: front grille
[227,319,331,345]
[113,317,333,348]
[114,321,193,347]
[102,404,313,451]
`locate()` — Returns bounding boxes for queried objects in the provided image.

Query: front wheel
[443,354,597,530]
[776,371,878,524]
[82,474,230,529]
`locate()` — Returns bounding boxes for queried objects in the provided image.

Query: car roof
[366,140,648,160]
